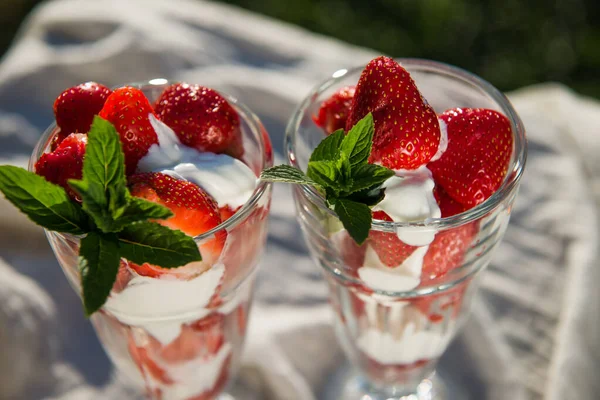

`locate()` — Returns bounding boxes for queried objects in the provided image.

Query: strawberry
[219,205,239,222]
[35,133,87,200]
[428,108,513,207]
[313,86,355,134]
[53,82,112,145]
[338,230,367,272]
[98,87,158,174]
[433,185,471,217]
[345,56,441,170]
[159,313,225,363]
[154,83,243,157]
[128,334,174,384]
[369,211,417,267]
[128,173,226,276]
[421,222,478,282]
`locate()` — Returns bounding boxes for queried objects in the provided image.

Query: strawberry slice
[421,222,478,282]
[433,185,471,218]
[159,313,225,363]
[128,172,226,276]
[218,205,240,222]
[345,56,441,170]
[154,83,243,158]
[369,211,417,267]
[128,334,174,385]
[35,133,87,200]
[428,108,513,207]
[313,86,355,134]
[53,82,112,145]
[98,87,158,174]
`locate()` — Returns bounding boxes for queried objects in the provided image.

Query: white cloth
[0,0,599,399]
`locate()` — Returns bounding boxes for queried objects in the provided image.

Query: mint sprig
[260,113,394,244]
[0,116,202,316]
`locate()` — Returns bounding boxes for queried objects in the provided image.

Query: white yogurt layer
[358,245,425,292]
[357,324,452,365]
[139,115,256,208]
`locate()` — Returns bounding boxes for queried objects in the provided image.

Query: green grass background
[2,0,598,98]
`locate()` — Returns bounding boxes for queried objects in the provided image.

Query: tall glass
[287,60,526,399]
[29,80,273,400]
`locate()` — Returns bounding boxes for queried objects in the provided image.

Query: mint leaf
[332,198,372,245]
[79,231,120,316]
[0,165,88,234]
[340,113,374,168]
[118,221,201,268]
[118,197,173,224]
[73,116,129,232]
[349,164,394,193]
[260,165,322,189]
[307,160,339,194]
[346,185,386,207]
[335,151,353,191]
[310,129,344,162]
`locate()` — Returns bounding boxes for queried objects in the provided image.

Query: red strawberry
[428,108,513,207]
[369,211,417,267]
[219,205,240,222]
[338,230,367,272]
[35,133,87,200]
[154,83,243,157]
[433,185,471,217]
[159,313,225,363]
[313,86,355,134]
[128,334,174,384]
[53,82,112,145]
[98,87,158,174]
[128,173,226,276]
[421,222,478,282]
[346,56,441,170]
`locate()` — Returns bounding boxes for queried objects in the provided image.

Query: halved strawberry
[53,82,112,145]
[313,86,355,134]
[98,87,158,174]
[346,56,441,170]
[154,83,243,158]
[369,211,417,267]
[428,108,513,207]
[421,222,478,282]
[128,172,226,276]
[433,185,471,218]
[35,133,87,200]
[159,313,225,363]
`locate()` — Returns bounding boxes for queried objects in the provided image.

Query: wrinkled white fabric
[0,0,598,399]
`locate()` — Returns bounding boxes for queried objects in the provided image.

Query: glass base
[319,362,470,400]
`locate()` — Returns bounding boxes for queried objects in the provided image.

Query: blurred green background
[2,0,598,98]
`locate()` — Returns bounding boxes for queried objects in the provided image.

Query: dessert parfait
[1,80,272,399]
[265,56,525,396]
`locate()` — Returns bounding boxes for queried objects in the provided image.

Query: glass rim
[29,79,274,242]
[285,58,527,232]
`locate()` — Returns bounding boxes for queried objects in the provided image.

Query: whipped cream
[357,323,452,365]
[105,263,224,345]
[358,245,426,292]
[430,118,448,162]
[139,115,256,208]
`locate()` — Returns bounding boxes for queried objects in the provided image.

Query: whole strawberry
[98,87,158,174]
[346,56,441,170]
[434,185,470,217]
[154,83,243,157]
[314,86,355,134]
[428,108,513,207]
[53,82,111,145]
[128,172,226,276]
[35,133,87,200]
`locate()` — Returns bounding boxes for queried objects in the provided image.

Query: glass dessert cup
[29,80,274,400]
[287,60,526,399]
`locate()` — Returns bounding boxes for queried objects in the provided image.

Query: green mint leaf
[340,113,374,168]
[310,129,344,162]
[118,221,201,268]
[75,116,129,231]
[346,185,387,207]
[79,231,120,316]
[335,151,353,191]
[307,160,339,195]
[331,198,371,245]
[260,165,322,190]
[348,164,394,193]
[117,197,173,224]
[0,165,88,234]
